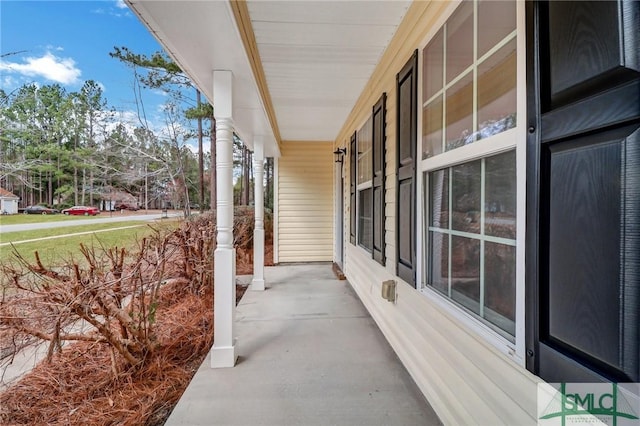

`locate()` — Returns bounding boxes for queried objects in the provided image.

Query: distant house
[99,189,138,211]
[0,188,19,214]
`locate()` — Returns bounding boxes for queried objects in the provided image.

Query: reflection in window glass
[477,39,517,140]
[358,188,372,250]
[429,168,449,228]
[423,29,444,101]
[452,160,481,234]
[446,1,474,83]
[426,150,516,340]
[445,72,473,151]
[485,150,516,239]
[423,95,443,159]
[421,0,517,157]
[451,236,480,315]
[357,116,372,184]
[478,0,516,58]
[429,231,449,295]
[485,242,516,335]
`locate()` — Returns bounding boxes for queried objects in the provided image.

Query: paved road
[0,212,184,234]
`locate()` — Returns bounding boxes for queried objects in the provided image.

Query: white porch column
[251,138,265,291]
[211,70,237,368]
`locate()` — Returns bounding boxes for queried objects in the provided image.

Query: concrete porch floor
[166,263,441,426]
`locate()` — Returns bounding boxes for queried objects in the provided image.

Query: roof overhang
[126,1,411,156]
[126,0,280,157]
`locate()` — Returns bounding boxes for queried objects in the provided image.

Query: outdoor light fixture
[333,147,346,163]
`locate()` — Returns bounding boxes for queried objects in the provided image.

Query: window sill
[419,285,524,366]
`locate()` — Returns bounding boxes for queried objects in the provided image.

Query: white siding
[277,141,333,262]
[0,198,18,215]
[337,2,541,424]
[346,245,540,425]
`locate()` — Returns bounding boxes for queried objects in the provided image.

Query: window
[353,95,387,265]
[428,150,516,339]
[422,0,521,345]
[357,116,373,251]
[422,0,516,159]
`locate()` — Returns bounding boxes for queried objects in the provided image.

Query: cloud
[45,45,65,52]
[114,110,142,128]
[95,81,107,93]
[92,1,131,18]
[1,75,18,89]
[0,52,81,85]
[151,88,169,97]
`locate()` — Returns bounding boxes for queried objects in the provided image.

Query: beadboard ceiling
[126,1,411,156]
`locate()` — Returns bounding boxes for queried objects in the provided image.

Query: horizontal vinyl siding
[337,2,540,425]
[277,141,333,262]
[347,246,540,425]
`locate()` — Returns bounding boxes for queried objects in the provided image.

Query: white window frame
[416,0,527,365]
[355,115,374,253]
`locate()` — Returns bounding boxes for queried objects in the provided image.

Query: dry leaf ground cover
[0,209,272,425]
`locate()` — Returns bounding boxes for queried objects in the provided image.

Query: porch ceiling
[126,0,410,153]
[247,1,410,142]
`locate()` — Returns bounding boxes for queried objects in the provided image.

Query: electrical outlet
[381,280,396,302]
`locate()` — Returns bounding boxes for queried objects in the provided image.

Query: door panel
[527,0,640,383]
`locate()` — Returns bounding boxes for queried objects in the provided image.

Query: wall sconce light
[333,147,346,163]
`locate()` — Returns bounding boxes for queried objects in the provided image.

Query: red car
[61,206,100,216]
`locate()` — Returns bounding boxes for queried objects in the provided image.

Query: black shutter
[372,94,387,264]
[349,132,357,244]
[396,51,418,286]
[526,0,640,383]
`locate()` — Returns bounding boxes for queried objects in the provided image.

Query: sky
[0,0,196,147]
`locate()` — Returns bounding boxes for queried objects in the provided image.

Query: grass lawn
[0,213,107,226]
[0,221,147,244]
[0,220,181,264]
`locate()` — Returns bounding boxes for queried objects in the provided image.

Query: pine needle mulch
[0,278,249,426]
[0,242,268,426]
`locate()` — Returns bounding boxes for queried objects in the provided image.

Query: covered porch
[124,1,538,424]
[125,0,414,369]
[166,264,440,425]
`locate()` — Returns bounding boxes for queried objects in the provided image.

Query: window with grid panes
[357,116,373,251]
[422,0,518,341]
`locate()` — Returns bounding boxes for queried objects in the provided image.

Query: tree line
[0,48,273,213]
